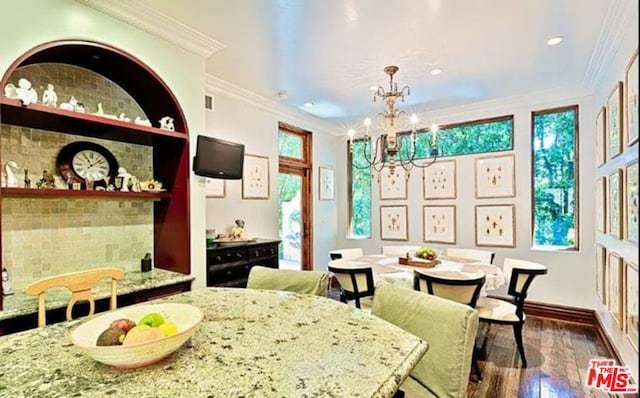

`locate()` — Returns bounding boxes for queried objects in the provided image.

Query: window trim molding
[347,138,372,239]
[530,104,580,251]
[278,121,312,168]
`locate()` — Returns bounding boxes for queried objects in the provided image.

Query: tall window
[348,139,371,238]
[532,105,579,250]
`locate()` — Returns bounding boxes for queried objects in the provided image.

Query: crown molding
[205,74,341,136]
[76,0,225,58]
[583,0,634,89]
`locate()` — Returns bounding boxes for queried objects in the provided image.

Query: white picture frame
[596,177,607,233]
[607,252,623,330]
[242,154,270,199]
[474,204,516,248]
[379,166,408,200]
[607,81,624,160]
[423,205,456,244]
[205,178,226,198]
[596,244,606,305]
[475,154,516,198]
[625,261,639,353]
[626,51,639,146]
[318,166,335,200]
[380,205,408,241]
[423,160,456,200]
[625,159,639,243]
[596,106,607,167]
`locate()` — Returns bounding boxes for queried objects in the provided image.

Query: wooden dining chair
[329,248,364,260]
[25,267,125,329]
[327,264,375,309]
[381,245,421,257]
[246,266,329,296]
[446,248,495,264]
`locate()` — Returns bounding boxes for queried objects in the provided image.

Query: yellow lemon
[158,322,178,336]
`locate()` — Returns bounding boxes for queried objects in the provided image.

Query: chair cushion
[246,266,329,296]
[476,297,523,323]
[372,282,478,398]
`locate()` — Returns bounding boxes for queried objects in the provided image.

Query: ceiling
[143,0,612,120]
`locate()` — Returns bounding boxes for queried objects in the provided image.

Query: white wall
[203,80,341,270]
[0,0,207,288]
[336,87,597,309]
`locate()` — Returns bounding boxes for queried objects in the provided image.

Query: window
[348,139,372,238]
[531,105,579,250]
[397,115,513,160]
[279,130,304,160]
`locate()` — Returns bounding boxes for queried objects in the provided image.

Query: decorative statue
[93,103,118,119]
[134,116,152,127]
[231,219,246,240]
[3,83,18,99]
[74,102,86,113]
[36,170,56,189]
[3,161,19,188]
[117,167,133,192]
[159,116,175,131]
[60,96,78,111]
[42,84,58,107]
[130,175,142,192]
[15,78,38,106]
[118,113,131,122]
[24,169,31,188]
[2,267,14,296]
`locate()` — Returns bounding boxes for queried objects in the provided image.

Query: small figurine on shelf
[134,116,152,127]
[3,161,19,187]
[15,78,38,106]
[75,102,86,113]
[36,170,56,189]
[3,83,18,99]
[59,96,78,111]
[117,167,132,192]
[231,219,246,240]
[159,116,175,131]
[92,103,118,119]
[130,175,142,192]
[2,267,14,296]
[42,84,58,107]
[24,169,31,188]
[65,173,74,190]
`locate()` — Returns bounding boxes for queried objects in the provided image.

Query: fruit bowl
[70,303,203,369]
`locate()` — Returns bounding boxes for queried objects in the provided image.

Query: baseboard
[593,312,623,364]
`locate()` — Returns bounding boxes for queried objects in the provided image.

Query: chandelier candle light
[349,65,440,175]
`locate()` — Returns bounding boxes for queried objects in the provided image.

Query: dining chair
[475,258,548,367]
[329,248,364,260]
[381,245,421,257]
[372,282,478,398]
[327,264,375,310]
[25,267,125,329]
[446,248,495,264]
[246,265,329,296]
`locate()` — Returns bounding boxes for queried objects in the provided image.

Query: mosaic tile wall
[1,63,154,290]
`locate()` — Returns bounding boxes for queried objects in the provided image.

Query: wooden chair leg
[392,390,405,398]
[472,347,482,381]
[513,322,527,367]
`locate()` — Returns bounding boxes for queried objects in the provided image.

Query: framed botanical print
[242,154,270,199]
[607,252,623,330]
[423,160,456,199]
[596,177,607,233]
[607,81,623,160]
[626,51,639,146]
[205,178,226,198]
[379,166,408,200]
[318,166,335,200]
[625,261,639,352]
[609,168,623,239]
[596,244,606,304]
[625,159,639,243]
[423,205,456,244]
[596,107,606,167]
[475,154,515,198]
[380,205,408,241]
[474,204,516,248]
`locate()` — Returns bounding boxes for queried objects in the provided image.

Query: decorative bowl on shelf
[70,303,203,369]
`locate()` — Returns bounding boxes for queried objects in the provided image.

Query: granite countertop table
[0,288,428,398]
[0,269,194,321]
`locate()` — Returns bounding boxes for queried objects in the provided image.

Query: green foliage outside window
[349,140,372,238]
[278,131,303,159]
[532,107,578,249]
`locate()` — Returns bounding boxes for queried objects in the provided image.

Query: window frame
[347,138,372,239]
[530,105,580,251]
[278,122,311,168]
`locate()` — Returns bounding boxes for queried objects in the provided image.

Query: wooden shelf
[0,187,170,200]
[0,98,187,146]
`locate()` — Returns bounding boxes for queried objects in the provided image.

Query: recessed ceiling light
[303,102,314,107]
[430,68,444,76]
[369,85,380,92]
[546,36,564,46]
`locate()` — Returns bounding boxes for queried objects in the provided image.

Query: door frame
[278,122,313,270]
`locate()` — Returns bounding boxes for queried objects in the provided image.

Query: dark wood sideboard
[206,239,280,288]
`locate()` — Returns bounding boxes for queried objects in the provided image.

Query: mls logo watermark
[586,359,638,394]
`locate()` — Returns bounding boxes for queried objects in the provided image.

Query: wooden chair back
[329,248,364,260]
[446,248,495,264]
[25,267,125,329]
[414,270,486,308]
[328,265,375,308]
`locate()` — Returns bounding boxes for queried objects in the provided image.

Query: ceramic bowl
[70,303,203,369]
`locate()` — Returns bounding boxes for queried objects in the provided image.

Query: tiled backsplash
[1,63,154,290]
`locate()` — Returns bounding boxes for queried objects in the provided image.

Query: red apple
[110,318,136,333]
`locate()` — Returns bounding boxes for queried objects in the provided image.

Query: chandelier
[349,65,439,175]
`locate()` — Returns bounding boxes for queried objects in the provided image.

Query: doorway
[278,122,312,270]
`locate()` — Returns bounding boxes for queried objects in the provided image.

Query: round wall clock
[56,141,119,187]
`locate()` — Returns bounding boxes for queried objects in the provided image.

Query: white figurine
[3,161,19,188]
[3,83,18,99]
[74,102,86,113]
[92,102,118,119]
[60,96,78,111]
[159,116,175,131]
[118,113,131,122]
[42,84,58,107]
[117,167,132,192]
[134,116,152,127]
[130,175,142,192]
[15,78,38,106]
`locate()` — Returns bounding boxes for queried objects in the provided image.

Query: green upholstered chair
[372,282,479,398]
[246,266,329,296]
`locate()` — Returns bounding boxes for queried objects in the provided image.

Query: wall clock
[56,142,119,187]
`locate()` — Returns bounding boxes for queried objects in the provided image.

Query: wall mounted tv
[193,135,245,179]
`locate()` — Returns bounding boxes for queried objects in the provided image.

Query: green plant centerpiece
[414,246,437,260]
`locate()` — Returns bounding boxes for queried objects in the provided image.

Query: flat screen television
[193,135,245,179]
